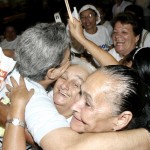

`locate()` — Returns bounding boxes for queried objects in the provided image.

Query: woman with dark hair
[109,12,142,61]
[132,47,150,85]
[71,65,150,133]
[124,4,150,47]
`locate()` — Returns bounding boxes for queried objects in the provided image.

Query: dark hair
[124,4,144,21]
[132,47,150,87]
[101,65,150,131]
[112,12,142,37]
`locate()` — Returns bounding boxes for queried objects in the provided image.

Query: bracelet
[7,118,26,128]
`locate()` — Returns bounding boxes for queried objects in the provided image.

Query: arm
[0,97,37,148]
[40,128,150,150]
[0,102,9,127]
[3,49,15,59]
[68,19,119,66]
[4,76,150,150]
[3,76,34,150]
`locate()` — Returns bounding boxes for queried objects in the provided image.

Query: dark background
[1,0,146,35]
[0,0,115,34]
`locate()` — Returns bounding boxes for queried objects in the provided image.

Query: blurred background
[0,0,149,35]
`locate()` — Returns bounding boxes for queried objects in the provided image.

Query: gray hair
[71,58,96,74]
[97,66,136,116]
[15,22,70,81]
[97,65,150,131]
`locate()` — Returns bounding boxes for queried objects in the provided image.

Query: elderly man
[0,22,70,149]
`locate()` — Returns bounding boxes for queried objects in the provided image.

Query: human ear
[127,60,132,68]
[135,35,140,44]
[46,62,70,80]
[113,111,132,131]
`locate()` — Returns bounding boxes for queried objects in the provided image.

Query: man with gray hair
[0,22,70,148]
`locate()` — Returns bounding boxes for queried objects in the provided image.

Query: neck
[56,106,72,119]
[86,26,97,34]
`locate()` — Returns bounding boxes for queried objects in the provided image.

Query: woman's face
[112,21,139,57]
[80,9,97,32]
[53,65,90,117]
[70,71,117,133]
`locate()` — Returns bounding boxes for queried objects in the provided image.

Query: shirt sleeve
[25,94,69,145]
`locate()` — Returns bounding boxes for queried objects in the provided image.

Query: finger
[29,89,34,97]
[5,92,10,98]
[6,84,13,92]
[10,76,18,87]
[19,75,26,87]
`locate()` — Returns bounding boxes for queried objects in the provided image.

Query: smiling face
[53,65,90,118]
[70,71,117,133]
[80,9,97,33]
[112,21,139,57]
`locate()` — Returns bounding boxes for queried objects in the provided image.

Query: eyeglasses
[80,13,95,21]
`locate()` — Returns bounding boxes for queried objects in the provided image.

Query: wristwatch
[7,118,26,128]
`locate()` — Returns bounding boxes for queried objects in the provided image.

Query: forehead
[80,9,95,16]
[65,65,89,81]
[5,27,15,31]
[114,21,133,31]
[82,71,111,95]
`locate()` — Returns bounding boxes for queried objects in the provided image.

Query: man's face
[80,9,97,32]
[70,71,116,133]
[53,65,90,117]
[5,27,17,41]
[112,21,139,57]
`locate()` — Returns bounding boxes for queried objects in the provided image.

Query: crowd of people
[0,1,150,150]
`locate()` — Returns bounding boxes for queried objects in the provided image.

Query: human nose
[60,80,70,90]
[113,32,121,40]
[71,95,85,112]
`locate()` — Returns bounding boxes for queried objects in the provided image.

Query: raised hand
[68,18,85,43]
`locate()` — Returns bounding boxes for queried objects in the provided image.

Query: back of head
[124,4,144,21]
[132,47,150,86]
[99,65,150,131]
[113,12,142,36]
[15,22,70,81]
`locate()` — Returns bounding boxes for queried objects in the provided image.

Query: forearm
[0,102,9,127]
[69,129,150,150]
[40,128,150,150]
[79,37,118,66]
[3,107,26,150]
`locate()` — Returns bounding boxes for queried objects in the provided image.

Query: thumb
[29,89,34,97]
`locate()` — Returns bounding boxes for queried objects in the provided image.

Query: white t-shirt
[139,29,150,47]
[83,25,113,66]
[0,69,69,145]
[102,21,113,37]
[108,48,123,61]
[0,36,20,50]
[84,25,113,51]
